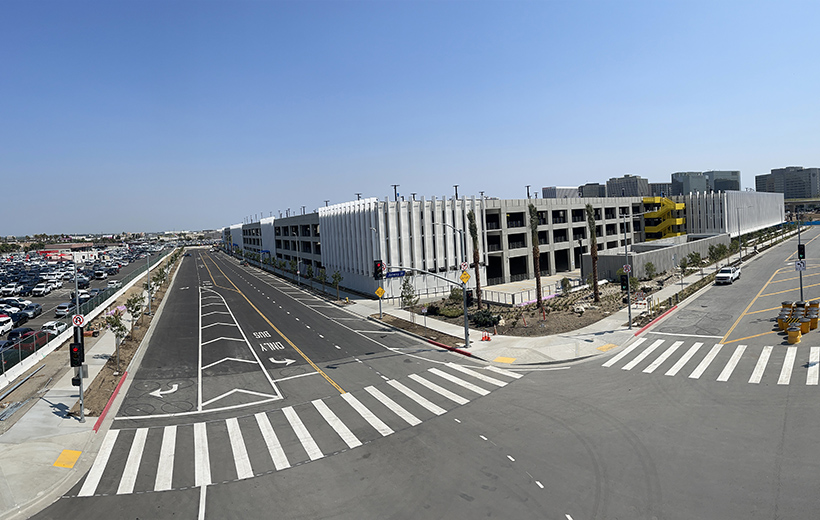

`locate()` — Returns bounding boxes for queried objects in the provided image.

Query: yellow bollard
[811,316,819,330]
[800,318,811,334]
[788,327,802,344]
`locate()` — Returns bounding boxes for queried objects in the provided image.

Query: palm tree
[527,203,543,311]
[585,204,600,302]
[467,210,482,310]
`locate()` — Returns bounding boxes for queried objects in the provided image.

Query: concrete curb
[365,316,486,361]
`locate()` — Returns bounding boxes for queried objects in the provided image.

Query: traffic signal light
[374,260,385,280]
[798,243,806,260]
[69,342,84,367]
[620,274,629,291]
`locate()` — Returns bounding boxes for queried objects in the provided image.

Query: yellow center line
[744,306,784,316]
[199,253,238,292]
[721,331,777,345]
[760,281,820,298]
[205,254,345,394]
[721,269,782,344]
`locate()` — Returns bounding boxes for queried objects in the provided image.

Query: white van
[0,316,12,335]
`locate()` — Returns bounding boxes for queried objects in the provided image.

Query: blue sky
[3,0,819,235]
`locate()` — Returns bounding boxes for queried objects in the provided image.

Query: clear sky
[3,0,819,236]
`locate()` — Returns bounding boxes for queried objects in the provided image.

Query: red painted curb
[427,339,473,357]
[93,371,128,433]
[634,305,678,336]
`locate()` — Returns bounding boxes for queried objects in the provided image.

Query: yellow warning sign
[459,271,471,283]
[375,287,385,298]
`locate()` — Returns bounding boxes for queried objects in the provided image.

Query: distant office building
[542,186,579,199]
[649,182,673,197]
[606,175,649,197]
[578,183,607,198]
[705,170,741,192]
[671,171,708,195]
[756,166,820,199]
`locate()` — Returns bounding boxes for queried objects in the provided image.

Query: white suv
[1,283,21,296]
[0,316,12,335]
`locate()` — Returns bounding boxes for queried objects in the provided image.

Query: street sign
[385,270,406,279]
[623,264,631,273]
[375,287,385,298]
[460,271,471,283]
[72,314,85,327]
[460,262,469,271]
[795,260,807,272]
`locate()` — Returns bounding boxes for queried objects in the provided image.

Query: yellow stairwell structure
[643,197,686,239]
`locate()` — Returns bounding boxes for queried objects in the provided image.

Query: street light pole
[622,212,632,329]
[442,222,470,348]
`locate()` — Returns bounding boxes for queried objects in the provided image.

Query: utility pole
[370,227,382,319]
[798,210,804,301]
[622,212,632,329]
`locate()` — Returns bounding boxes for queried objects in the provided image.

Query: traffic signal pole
[798,213,804,301]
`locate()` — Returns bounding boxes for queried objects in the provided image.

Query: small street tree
[306,264,314,289]
[400,276,419,309]
[124,293,145,326]
[528,203,543,311]
[467,210,482,310]
[331,270,343,300]
[645,262,657,280]
[585,204,600,302]
[316,268,328,294]
[104,305,129,373]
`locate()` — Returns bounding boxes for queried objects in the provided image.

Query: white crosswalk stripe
[77,363,522,496]
[622,339,664,371]
[808,347,820,385]
[689,344,723,379]
[665,342,703,376]
[778,347,797,385]
[602,338,646,367]
[717,345,746,382]
[749,346,772,384]
[643,341,683,374]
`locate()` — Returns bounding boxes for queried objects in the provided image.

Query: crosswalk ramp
[74,363,522,497]
[603,337,820,386]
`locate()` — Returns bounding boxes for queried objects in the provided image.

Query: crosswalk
[603,336,820,386]
[75,362,522,497]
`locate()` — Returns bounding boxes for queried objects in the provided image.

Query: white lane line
[201,336,244,346]
[429,368,490,396]
[254,412,290,470]
[78,429,119,497]
[809,347,820,385]
[313,399,362,449]
[408,374,470,405]
[117,428,149,494]
[602,338,646,367]
[622,339,665,371]
[485,365,523,379]
[643,341,683,373]
[283,406,324,460]
[536,480,544,489]
[198,484,207,520]
[341,393,394,436]
[647,331,723,339]
[272,372,320,383]
[717,345,747,382]
[226,418,254,479]
[749,346,773,384]
[689,344,723,379]
[194,422,211,487]
[155,425,177,491]
[778,346,797,385]
[387,380,447,415]
[201,322,238,329]
[365,386,421,426]
[665,342,703,376]
[446,363,507,386]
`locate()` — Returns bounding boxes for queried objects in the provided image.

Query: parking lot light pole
[146,252,152,316]
[798,211,804,301]
[622,212,632,329]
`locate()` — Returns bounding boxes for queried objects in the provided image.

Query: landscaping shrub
[470,309,500,327]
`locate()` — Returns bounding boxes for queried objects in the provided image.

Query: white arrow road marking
[149,383,179,398]
[269,357,296,366]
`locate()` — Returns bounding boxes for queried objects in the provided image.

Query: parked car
[0,304,21,315]
[41,321,68,336]
[8,312,28,328]
[55,303,72,318]
[1,283,21,296]
[21,303,42,318]
[7,327,35,343]
[94,270,108,280]
[0,316,13,336]
[32,283,51,296]
[715,266,741,285]
[77,277,91,290]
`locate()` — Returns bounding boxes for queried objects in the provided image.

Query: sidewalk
[0,318,125,520]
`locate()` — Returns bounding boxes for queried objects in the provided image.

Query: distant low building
[606,174,649,197]
[756,166,820,199]
[649,182,673,197]
[579,183,607,198]
[542,186,579,199]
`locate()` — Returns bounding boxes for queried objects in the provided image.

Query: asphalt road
[33,230,820,519]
